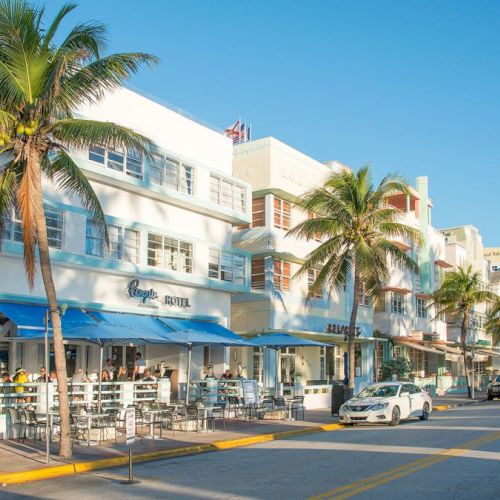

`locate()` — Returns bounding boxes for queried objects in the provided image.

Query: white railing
[0,380,171,413]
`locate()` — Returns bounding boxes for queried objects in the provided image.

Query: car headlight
[340,404,347,411]
[369,402,389,411]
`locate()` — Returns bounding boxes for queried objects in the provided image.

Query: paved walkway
[0,394,484,477]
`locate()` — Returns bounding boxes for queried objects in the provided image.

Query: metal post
[471,345,475,400]
[98,344,104,411]
[44,310,50,465]
[185,343,192,404]
[275,348,279,396]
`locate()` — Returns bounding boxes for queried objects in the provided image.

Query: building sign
[326,323,361,337]
[127,279,191,308]
[125,407,135,446]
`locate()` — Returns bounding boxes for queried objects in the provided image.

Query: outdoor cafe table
[197,405,215,431]
[76,413,109,446]
[143,409,165,439]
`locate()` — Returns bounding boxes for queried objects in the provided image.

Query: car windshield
[358,385,399,398]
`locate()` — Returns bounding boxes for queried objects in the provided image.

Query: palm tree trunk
[461,313,471,399]
[31,150,72,458]
[347,271,360,399]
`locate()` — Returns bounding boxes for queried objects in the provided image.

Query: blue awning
[0,301,94,335]
[88,311,171,339]
[251,333,330,348]
[158,317,244,341]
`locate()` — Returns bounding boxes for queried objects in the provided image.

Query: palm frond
[42,149,107,243]
[49,119,155,158]
[41,2,77,50]
[0,164,17,249]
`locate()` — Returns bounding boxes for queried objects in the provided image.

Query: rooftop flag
[224,120,251,144]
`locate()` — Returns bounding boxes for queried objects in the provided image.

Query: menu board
[242,379,260,405]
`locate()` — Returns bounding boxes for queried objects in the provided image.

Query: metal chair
[181,404,200,432]
[22,409,46,442]
[273,397,287,420]
[6,408,22,440]
[291,396,306,420]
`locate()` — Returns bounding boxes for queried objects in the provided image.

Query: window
[391,292,405,314]
[2,206,24,243]
[208,248,245,285]
[416,297,427,319]
[88,145,143,179]
[274,198,291,230]
[151,153,195,195]
[251,259,265,290]
[320,346,326,380]
[147,233,192,273]
[307,268,323,299]
[86,220,139,263]
[253,347,263,383]
[209,174,247,212]
[408,348,428,375]
[280,347,296,383]
[3,206,63,248]
[357,282,370,307]
[252,197,265,227]
[355,343,362,377]
[390,254,405,271]
[274,260,291,292]
[375,292,386,312]
[307,211,322,242]
[44,208,64,249]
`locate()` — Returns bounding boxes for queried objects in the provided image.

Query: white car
[339,382,432,426]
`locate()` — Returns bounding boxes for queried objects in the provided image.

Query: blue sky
[47,1,500,244]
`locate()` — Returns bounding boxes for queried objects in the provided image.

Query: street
[3,402,500,499]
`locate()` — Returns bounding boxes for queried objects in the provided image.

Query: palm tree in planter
[0,0,157,457]
[430,265,495,398]
[288,165,422,398]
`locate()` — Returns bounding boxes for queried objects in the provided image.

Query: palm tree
[0,0,157,458]
[430,265,495,398]
[288,165,422,397]
[486,297,500,345]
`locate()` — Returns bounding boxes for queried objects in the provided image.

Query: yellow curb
[0,422,345,486]
[433,405,450,411]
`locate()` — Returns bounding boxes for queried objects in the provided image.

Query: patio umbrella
[157,328,255,403]
[250,334,331,396]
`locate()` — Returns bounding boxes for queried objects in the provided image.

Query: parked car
[339,382,432,426]
[487,375,500,400]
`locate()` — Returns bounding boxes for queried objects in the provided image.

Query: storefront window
[280,347,296,384]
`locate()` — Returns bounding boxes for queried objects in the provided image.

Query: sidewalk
[0,409,336,478]
[432,391,486,407]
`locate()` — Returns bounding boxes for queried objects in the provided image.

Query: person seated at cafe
[100,369,111,382]
[1,372,14,403]
[142,368,156,382]
[36,366,48,382]
[116,366,129,381]
[49,370,57,383]
[105,358,116,380]
[72,367,88,383]
[220,369,233,380]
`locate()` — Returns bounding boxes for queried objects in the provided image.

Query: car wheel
[419,402,430,421]
[487,394,493,401]
[389,406,400,426]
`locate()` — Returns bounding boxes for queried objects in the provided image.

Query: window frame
[416,297,427,319]
[208,248,246,285]
[251,258,266,290]
[307,268,323,299]
[252,197,265,227]
[274,259,291,292]
[151,152,195,195]
[209,173,247,213]
[147,232,193,274]
[88,145,144,180]
[391,292,405,315]
[273,198,291,230]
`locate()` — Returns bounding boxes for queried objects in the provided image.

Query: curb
[433,399,485,412]
[0,423,344,486]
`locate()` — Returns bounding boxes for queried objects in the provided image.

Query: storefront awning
[158,317,243,341]
[476,349,500,359]
[396,340,445,355]
[0,301,94,335]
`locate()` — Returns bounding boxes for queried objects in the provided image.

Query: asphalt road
[3,401,500,499]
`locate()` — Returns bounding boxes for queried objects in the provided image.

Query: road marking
[309,430,500,500]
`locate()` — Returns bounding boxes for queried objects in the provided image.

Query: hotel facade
[0,87,252,401]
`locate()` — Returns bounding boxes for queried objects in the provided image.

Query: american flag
[224,120,251,144]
